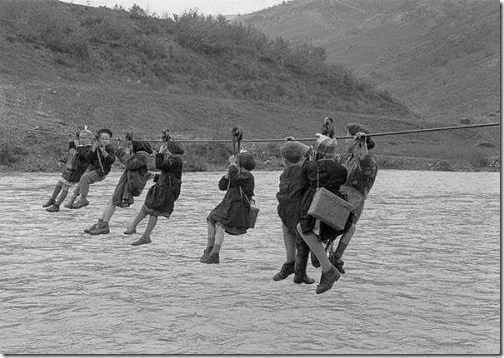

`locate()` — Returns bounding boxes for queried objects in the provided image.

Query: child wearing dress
[296,134,348,294]
[200,152,256,264]
[124,141,184,246]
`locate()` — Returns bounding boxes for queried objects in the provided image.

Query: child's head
[165,140,184,155]
[132,140,153,154]
[345,123,375,151]
[312,134,337,160]
[280,140,310,166]
[98,128,113,146]
[78,128,94,147]
[237,152,256,171]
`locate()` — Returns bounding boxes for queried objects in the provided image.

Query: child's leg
[88,201,116,235]
[43,180,63,207]
[203,223,224,264]
[46,182,70,212]
[207,220,216,248]
[297,225,332,272]
[143,214,158,239]
[200,220,217,262]
[125,206,148,234]
[213,224,225,251]
[65,184,80,208]
[297,223,340,294]
[282,224,296,262]
[57,183,70,205]
[272,224,296,281]
[330,223,356,274]
[101,201,116,223]
[130,213,156,246]
[293,235,314,284]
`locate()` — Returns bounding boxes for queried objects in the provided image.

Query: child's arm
[98,145,116,166]
[155,152,182,172]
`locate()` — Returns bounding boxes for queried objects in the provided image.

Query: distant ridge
[231,0,500,122]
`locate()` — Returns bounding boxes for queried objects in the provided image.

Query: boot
[199,246,213,263]
[201,244,220,264]
[329,252,345,274]
[273,261,295,281]
[131,235,152,246]
[89,221,110,235]
[46,189,69,213]
[316,266,340,294]
[46,204,60,212]
[311,251,321,268]
[42,182,63,207]
[85,219,102,233]
[72,197,89,209]
[43,198,55,208]
[64,193,77,209]
[294,246,315,284]
[124,227,137,235]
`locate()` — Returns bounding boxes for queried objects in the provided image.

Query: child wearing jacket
[296,134,348,294]
[124,141,184,246]
[84,140,153,235]
[43,128,92,212]
[200,151,256,264]
[272,140,315,284]
[67,128,116,209]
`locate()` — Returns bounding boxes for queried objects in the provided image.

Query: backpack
[65,148,79,170]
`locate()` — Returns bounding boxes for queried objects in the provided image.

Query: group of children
[42,118,377,294]
[272,119,378,294]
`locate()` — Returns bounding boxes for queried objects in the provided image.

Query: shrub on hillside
[0,0,410,116]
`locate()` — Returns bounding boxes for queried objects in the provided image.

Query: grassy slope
[231,0,501,122]
[0,0,499,172]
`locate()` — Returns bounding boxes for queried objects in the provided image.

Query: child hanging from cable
[66,128,116,209]
[84,138,154,235]
[124,139,184,246]
[296,134,348,294]
[199,150,256,264]
[43,127,93,212]
[272,139,315,284]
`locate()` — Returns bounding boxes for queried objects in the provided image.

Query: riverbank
[0,152,499,173]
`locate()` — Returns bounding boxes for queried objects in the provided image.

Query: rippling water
[0,170,500,354]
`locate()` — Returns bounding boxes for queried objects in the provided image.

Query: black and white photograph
[0,0,500,354]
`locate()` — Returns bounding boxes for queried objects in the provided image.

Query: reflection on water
[0,170,500,354]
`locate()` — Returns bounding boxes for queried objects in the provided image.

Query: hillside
[231,0,501,123]
[0,0,499,172]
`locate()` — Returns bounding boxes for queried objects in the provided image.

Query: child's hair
[237,152,256,171]
[132,140,153,154]
[346,123,375,150]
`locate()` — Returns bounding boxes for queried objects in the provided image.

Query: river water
[0,170,500,354]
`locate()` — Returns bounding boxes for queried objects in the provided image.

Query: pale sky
[61,0,287,16]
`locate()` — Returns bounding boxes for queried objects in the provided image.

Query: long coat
[143,153,183,218]
[276,164,309,234]
[208,165,255,235]
[82,144,116,177]
[61,142,91,183]
[111,149,150,208]
[298,158,348,242]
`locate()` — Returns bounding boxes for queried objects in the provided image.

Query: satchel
[307,162,352,231]
[239,186,259,229]
[128,170,147,197]
[145,184,171,211]
[308,187,352,231]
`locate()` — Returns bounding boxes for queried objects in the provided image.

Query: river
[0,170,500,354]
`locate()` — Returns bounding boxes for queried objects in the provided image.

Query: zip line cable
[1,122,500,144]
